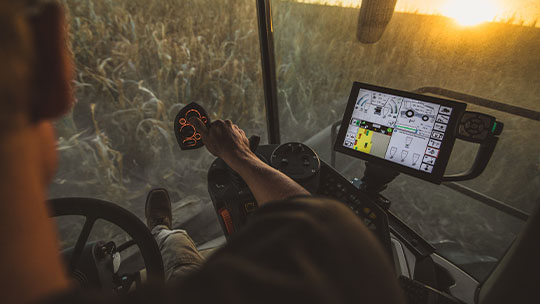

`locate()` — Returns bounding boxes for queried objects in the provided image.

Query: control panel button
[420,163,433,173]
[439,106,452,115]
[428,139,442,149]
[436,114,450,124]
[433,123,447,132]
[457,111,496,143]
[422,155,436,165]
[270,142,321,180]
[180,125,196,137]
[431,131,445,140]
[425,147,439,158]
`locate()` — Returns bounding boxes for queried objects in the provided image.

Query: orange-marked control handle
[219,208,235,235]
[174,102,210,150]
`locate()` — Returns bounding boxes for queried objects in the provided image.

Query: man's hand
[189,117,255,166]
[190,116,309,205]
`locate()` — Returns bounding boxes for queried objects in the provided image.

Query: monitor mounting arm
[442,111,503,182]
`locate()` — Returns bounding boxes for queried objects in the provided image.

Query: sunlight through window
[436,0,499,26]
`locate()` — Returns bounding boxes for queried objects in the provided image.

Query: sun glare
[441,0,500,26]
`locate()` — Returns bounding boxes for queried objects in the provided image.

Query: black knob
[180,125,195,137]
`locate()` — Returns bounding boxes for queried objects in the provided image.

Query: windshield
[53,0,265,248]
[272,0,539,280]
[52,0,539,282]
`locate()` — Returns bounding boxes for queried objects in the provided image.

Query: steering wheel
[48,197,165,287]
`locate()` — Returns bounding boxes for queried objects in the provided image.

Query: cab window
[271,0,539,280]
[52,0,265,245]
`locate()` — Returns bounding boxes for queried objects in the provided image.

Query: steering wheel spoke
[116,239,136,252]
[69,216,96,272]
[48,197,165,286]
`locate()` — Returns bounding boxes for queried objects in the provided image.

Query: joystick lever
[174,102,210,150]
[175,103,259,153]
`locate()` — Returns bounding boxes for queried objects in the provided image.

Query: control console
[207,142,391,253]
[206,137,266,235]
[270,142,321,193]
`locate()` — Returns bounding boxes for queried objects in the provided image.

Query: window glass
[272,0,539,280]
[52,0,265,245]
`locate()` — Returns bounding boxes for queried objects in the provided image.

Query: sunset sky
[298,0,540,26]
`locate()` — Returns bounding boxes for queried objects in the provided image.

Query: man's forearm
[226,153,310,206]
[187,117,309,205]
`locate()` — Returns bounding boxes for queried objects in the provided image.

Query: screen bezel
[334,82,467,184]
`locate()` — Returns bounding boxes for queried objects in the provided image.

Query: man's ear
[28,2,74,122]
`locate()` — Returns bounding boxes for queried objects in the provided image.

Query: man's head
[0,1,33,130]
[0,3,75,302]
[0,0,73,130]
[0,0,74,184]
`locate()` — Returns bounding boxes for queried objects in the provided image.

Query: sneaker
[145,188,173,229]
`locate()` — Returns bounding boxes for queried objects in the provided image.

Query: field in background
[272,1,539,276]
[53,0,539,277]
[54,0,266,246]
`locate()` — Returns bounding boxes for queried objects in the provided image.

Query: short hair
[0,0,71,126]
[0,1,34,125]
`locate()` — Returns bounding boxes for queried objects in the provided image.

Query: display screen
[336,82,466,183]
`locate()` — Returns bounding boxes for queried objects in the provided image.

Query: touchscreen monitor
[335,82,466,184]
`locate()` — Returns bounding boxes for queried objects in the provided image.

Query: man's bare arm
[190,118,309,206]
[227,150,310,206]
